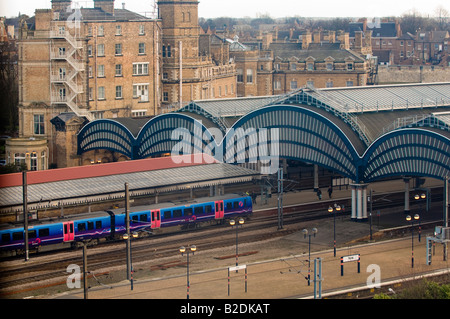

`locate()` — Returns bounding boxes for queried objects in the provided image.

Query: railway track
[0,186,445,296]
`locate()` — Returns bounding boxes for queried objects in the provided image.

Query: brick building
[7,0,236,169]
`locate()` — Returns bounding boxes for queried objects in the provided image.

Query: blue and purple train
[0,194,252,256]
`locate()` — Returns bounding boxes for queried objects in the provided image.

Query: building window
[41,151,46,170]
[116,25,122,36]
[163,92,169,102]
[139,25,145,35]
[237,69,244,83]
[326,63,333,71]
[58,47,66,57]
[115,64,122,76]
[89,87,94,100]
[346,81,354,87]
[132,110,147,117]
[326,80,334,88]
[307,80,314,87]
[274,80,281,90]
[97,44,105,56]
[290,63,297,70]
[98,25,104,36]
[246,69,253,83]
[162,46,166,57]
[34,114,45,135]
[98,65,105,77]
[347,63,353,71]
[14,153,26,167]
[139,43,146,55]
[133,63,149,76]
[167,45,172,57]
[307,63,314,71]
[87,45,93,56]
[133,84,149,102]
[116,86,123,99]
[115,43,122,55]
[290,81,298,90]
[98,86,105,100]
[30,152,37,171]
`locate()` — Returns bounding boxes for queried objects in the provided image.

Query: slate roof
[270,42,365,62]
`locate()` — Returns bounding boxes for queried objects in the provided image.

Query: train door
[151,210,161,229]
[215,201,224,219]
[63,222,75,242]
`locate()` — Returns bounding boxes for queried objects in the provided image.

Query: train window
[87,221,94,230]
[163,211,171,220]
[226,203,232,211]
[173,209,183,218]
[1,233,10,243]
[13,232,23,241]
[28,230,37,239]
[96,221,102,229]
[39,228,50,237]
[131,215,138,223]
[140,214,147,222]
[194,206,203,215]
[205,205,212,214]
[184,208,193,216]
[233,202,239,209]
[78,223,86,232]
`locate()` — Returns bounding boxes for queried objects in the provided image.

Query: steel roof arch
[362,128,450,182]
[77,119,137,159]
[222,104,362,180]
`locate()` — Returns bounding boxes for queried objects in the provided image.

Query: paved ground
[2,178,448,305]
[45,178,449,301]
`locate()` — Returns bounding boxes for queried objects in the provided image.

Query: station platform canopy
[0,155,260,214]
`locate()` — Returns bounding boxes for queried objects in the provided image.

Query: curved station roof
[78,82,450,184]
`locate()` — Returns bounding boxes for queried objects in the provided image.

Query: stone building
[7,0,237,169]
[227,30,374,97]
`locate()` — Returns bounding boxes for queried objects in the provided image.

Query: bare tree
[0,40,19,132]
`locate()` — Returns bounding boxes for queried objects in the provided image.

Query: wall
[378,65,450,84]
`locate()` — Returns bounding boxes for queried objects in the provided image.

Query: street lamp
[303,227,318,286]
[414,193,426,242]
[179,245,197,299]
[230,218,245,272]
[328,204,341,257]
[406,214,420,268]
[123,232,138,290]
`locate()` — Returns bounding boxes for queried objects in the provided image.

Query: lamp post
[328,204,341,257]
[414,193,425,242]
[406,214,420,268]
[303,228,318,286]
[179,245,197,299]
[123,232,138,290]
[230,218,245,272]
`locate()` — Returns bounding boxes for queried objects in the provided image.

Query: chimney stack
[94,0,115,15]
[52,0,72,12]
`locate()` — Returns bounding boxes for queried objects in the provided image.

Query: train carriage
[0,194,252,256]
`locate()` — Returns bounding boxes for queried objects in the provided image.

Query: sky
[0,0,448,19]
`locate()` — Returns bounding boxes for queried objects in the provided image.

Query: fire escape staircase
[50,26,94,122]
